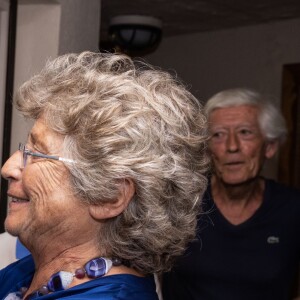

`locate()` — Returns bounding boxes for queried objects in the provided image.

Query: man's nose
[226,132,240,153]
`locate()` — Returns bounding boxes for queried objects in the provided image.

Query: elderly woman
[0,52,209,300]
[162,88,300,300]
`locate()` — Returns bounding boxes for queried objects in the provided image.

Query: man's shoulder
[266,178,300,200]
[264,179,300,218]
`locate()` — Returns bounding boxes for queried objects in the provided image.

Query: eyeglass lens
[18,143,28,168]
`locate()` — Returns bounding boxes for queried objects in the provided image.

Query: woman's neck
[24,241,143,298]
[25,240,104,295]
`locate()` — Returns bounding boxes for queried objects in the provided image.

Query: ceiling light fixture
[108,15,162,56]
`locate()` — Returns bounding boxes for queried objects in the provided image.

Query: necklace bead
[74,267,86,279]
[37,285,49,295]
[47,271,73,291]
[85,257,112,278]
[112,257,122,266]
[20,287,28,295]
[18,257,120,300]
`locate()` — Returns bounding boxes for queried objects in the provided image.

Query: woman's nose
[1,151,22,181]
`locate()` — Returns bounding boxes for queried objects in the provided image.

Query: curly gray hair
[16,51,209,274]
[204,88,287,144]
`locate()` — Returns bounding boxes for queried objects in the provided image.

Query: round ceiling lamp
[108,15,163,56]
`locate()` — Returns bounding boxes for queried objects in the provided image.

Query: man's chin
[220,175,258,187]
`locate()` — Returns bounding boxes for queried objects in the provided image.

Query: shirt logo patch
[267,236,280,244]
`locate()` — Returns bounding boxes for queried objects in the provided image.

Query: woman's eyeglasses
[18,143,75,168]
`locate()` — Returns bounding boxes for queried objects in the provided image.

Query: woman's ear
[264,140,279,159]
[89,178,135,220]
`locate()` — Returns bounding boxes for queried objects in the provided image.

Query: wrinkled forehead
[208,105,260,127]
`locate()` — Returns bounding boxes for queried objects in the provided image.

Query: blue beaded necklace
[5,257,122,300]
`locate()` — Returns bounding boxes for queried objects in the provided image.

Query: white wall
[146,18,300,179]
[147,18,300,103]
[10,0,101,154]
[11,2,62,154]
[58,0,100,54]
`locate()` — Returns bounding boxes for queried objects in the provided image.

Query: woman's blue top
[0,255,159,300]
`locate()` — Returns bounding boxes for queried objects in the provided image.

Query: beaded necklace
[5,257,122,300]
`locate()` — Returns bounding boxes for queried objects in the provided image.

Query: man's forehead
[210,105,259,120]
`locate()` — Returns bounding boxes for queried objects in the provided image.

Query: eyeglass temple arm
[30,152,74,163]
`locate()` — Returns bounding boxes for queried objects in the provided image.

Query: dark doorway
[279,63,300,189]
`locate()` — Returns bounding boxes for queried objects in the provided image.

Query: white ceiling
[100,0,300,41]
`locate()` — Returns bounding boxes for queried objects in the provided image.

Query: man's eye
[211,132,225,139]
[239,129,257,140]
[212,132,224,137]
[240,129,252,135]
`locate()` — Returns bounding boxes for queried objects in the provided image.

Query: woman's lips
[11,197,29,203]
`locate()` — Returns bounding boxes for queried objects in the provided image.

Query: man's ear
[265,140,279,159]
[89,178,135,221]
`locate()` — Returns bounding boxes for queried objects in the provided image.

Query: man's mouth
[224,161,243,166]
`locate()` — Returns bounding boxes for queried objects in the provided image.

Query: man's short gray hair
[204,88,287,144]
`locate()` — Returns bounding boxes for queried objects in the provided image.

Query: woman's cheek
[22,163,67,199]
